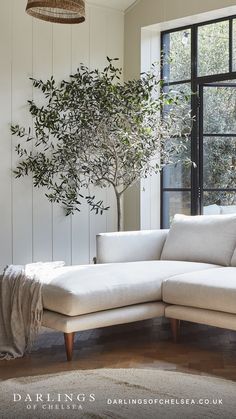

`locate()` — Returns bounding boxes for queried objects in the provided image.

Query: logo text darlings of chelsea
[13,393,96,411]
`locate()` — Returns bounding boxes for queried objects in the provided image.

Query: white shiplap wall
[0,0,124,270]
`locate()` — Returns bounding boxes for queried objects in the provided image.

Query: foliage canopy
[11,58,192,230]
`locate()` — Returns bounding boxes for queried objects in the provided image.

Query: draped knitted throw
[0,262,64,360]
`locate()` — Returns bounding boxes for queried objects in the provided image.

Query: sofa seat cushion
[42,261,218,317]
[163,267,236,315]
[161,214,236,266]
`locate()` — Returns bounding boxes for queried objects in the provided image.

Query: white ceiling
[88,0,137,11]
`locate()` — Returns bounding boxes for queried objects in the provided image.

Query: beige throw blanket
[0,262,64,360]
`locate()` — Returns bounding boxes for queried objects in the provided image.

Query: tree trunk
[114,189,122,231]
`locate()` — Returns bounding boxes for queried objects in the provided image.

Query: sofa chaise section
[42,261,219,316]
[42,229,170,360]
[42,261,219,360]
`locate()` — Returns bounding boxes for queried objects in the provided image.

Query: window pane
[203,85,236,134]
[163,163,191,189]
[163,29,191,82]
[198,20,229,76]
[163,83,192,131]
[233,19,236,70]
[162,191,191,228]
[162,83,192,188]
[203,191,236,214]
[203,137,236,189]
[163,137,192,188]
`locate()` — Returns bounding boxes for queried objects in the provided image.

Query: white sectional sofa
[42,214,236,361]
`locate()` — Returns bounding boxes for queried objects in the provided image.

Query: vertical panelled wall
[140,28,161,230]
[0,0,124,270]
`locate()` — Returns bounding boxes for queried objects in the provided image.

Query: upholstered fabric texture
[163,267,236,314]
[43,302,166,333]
[96,229,169,264]
[161,214,236,266]
[42,261,217,317]
[165,305,236,331]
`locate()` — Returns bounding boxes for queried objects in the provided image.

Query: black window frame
[161,15,236,228]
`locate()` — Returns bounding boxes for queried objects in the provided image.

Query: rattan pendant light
[26,0,85,24]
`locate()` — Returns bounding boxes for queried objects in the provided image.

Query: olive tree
[11,58,192,231]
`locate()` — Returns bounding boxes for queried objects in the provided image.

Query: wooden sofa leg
[64,332,75,361]
[170,319,180,343]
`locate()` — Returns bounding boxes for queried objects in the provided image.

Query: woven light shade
[26,0,85,24]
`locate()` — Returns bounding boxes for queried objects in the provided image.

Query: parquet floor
[0,318,236,381]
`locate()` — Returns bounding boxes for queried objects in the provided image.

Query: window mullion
[191,25,199,216]
[229,18,233,73]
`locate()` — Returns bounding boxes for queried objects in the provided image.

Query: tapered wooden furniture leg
[170,319,180,343]
[64,332,75,361]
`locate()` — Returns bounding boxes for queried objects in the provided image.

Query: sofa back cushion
[231,248,236,266]
[221,205,236,214]
[97,229,169,264]
[161,214,236,266]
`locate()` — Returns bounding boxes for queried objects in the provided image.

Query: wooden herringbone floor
[0,318,236,380]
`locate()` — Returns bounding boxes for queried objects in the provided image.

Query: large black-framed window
[161,16,236,228]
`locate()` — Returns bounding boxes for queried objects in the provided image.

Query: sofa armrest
[96,229,169,264]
